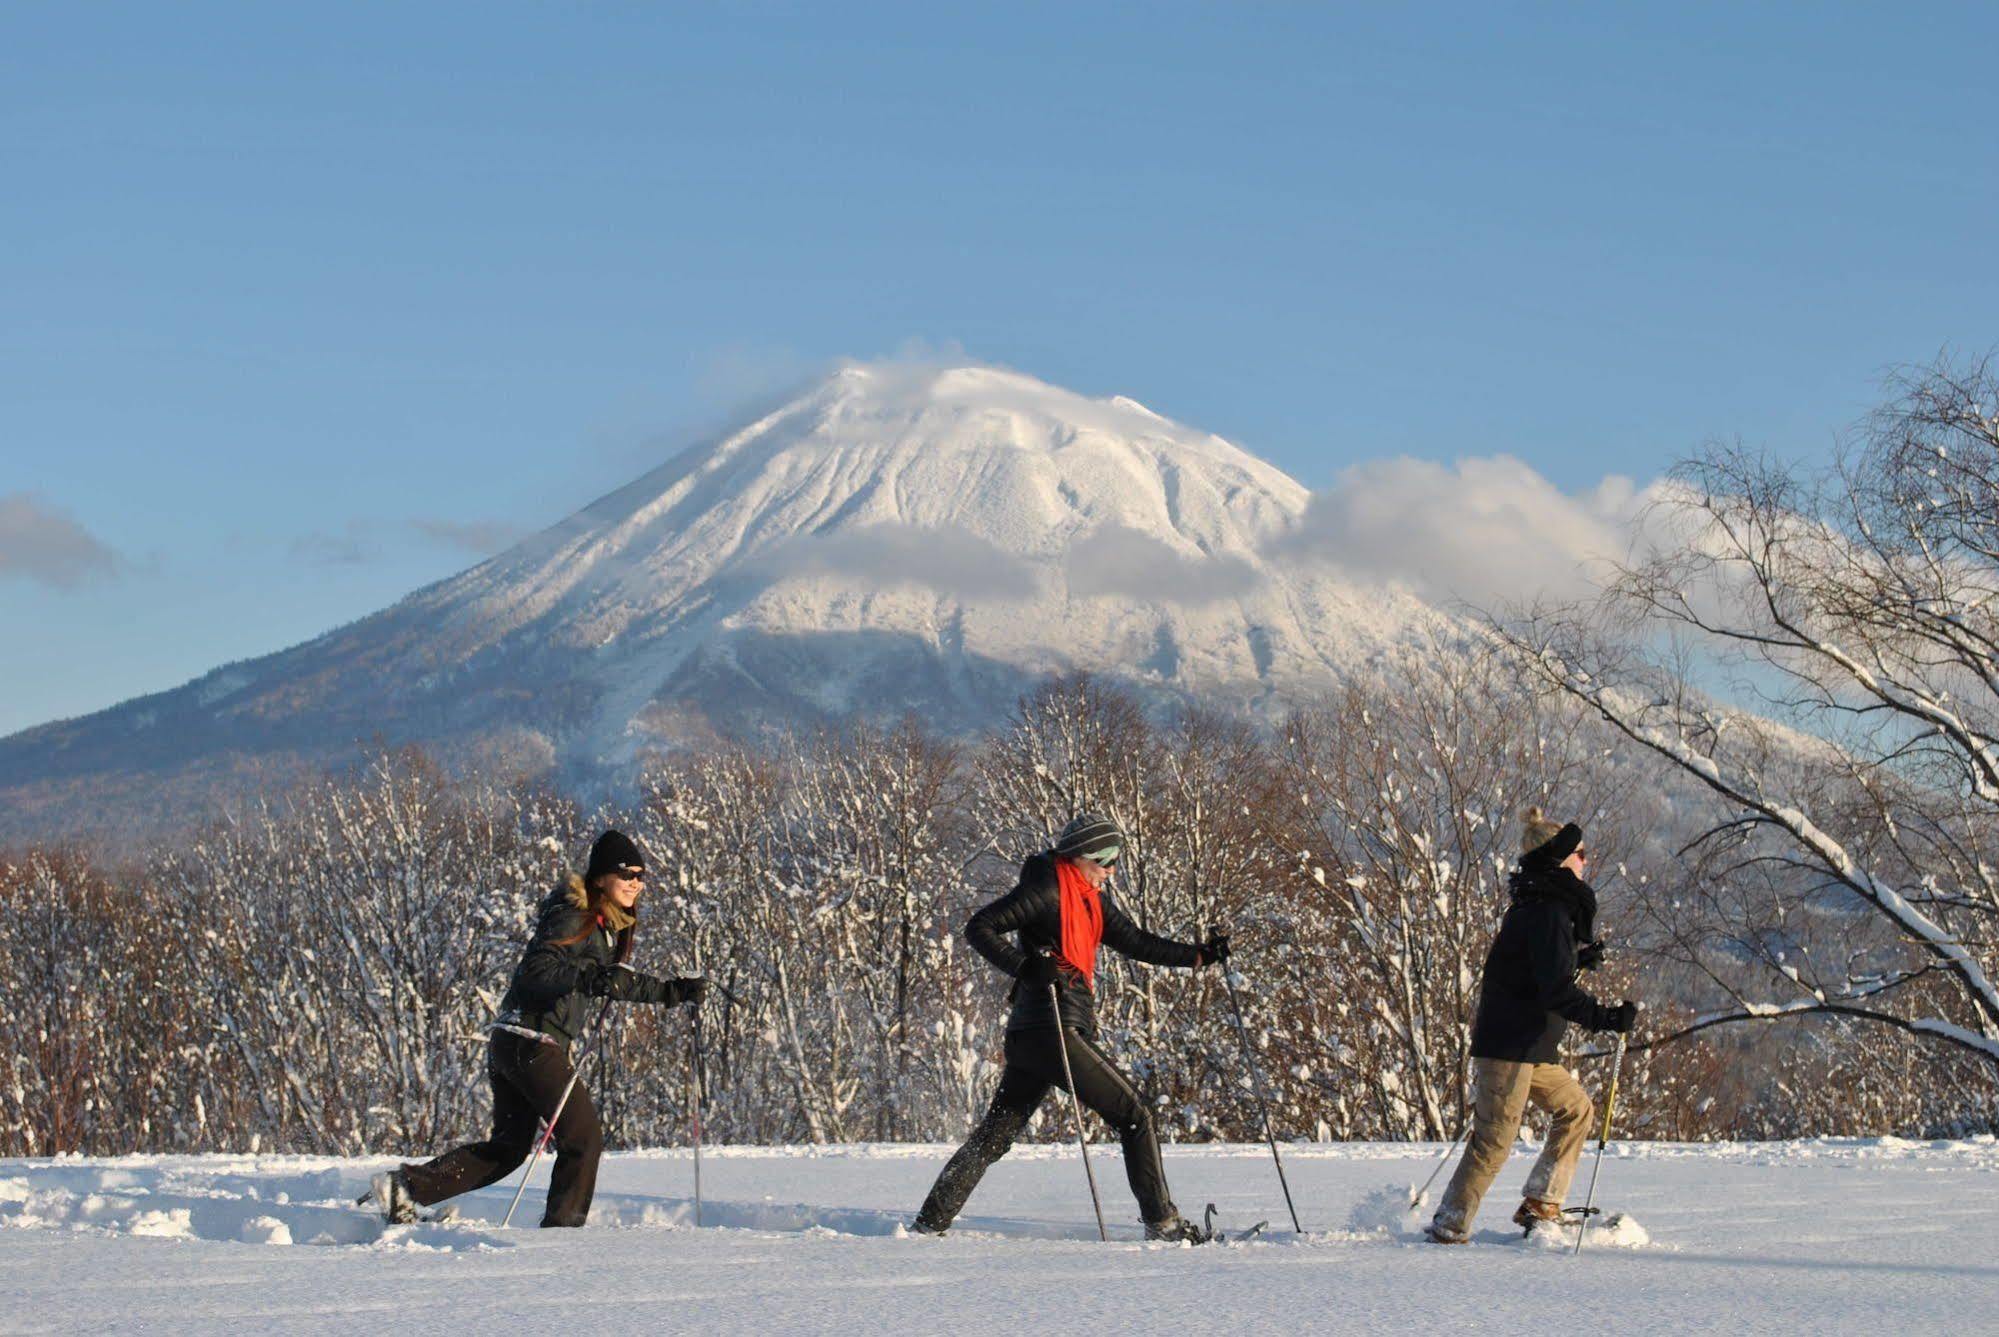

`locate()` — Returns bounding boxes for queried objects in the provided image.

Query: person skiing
[371,829,706,1227]
[910,813,1229,1243]
[1425,808,1637,1244]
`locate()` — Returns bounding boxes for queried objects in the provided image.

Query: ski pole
[1048,980,1108,1242]
[501,997,615,1229]
[690,1007,705,1228]
[1410,1119,1469,1212]
[1219,967,1303,1234]
[1572,1033,1627,1256]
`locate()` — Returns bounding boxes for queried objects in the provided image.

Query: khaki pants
[1433,1059,1595,1234]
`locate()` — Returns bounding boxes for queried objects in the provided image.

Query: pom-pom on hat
[1520,806,1582,867]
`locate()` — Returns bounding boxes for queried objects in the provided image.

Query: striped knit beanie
[1053,813,1123,865]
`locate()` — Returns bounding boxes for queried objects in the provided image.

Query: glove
[1576,939,1605,972]
[1018,953,1062,988]
[1600,999,1639,1034]
[1199,930,1231,966]
[676,976,709,1007]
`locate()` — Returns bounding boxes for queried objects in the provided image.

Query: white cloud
[288,524,375,566]
[412,518,528,556]
[0,493,121,590]
[1267,455,1668,607]
[1064,525,1261,603]
[745,524,1040,601]
[287,516,527,565]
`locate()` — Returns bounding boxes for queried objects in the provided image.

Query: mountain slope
[0,363,1451,843]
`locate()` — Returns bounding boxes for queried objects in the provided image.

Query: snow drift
[5,1140,1992,1334]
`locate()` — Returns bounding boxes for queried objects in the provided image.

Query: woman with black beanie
[371,829,706,1227]
[1426,808,1638,1244]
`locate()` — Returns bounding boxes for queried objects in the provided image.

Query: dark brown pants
[399,1031,605,1227]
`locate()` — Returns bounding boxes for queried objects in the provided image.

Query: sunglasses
[614,865,646,882]
[1085,846,1121,870]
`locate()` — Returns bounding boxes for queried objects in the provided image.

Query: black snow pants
[398,1031,605,1227]
[916,1027,1177,1230]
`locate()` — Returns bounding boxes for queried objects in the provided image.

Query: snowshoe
[1565,1207,1624,1235]
[1512,1197,1564,1236]
[363,1170,418,1225]
[1201,1203,1269,1244]
[1518,1204,1625,1244]
[1145,1212,1213,1245]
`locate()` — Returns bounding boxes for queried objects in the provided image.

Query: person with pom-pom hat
[1425,808,1637,1244]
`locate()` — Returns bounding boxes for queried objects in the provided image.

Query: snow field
[2,1139,1994,1334]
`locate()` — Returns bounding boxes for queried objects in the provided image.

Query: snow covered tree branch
[1496,355,1999,1093]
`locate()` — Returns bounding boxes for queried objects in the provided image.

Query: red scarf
[1054,857,1105,987]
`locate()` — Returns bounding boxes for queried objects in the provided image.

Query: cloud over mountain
[742,525,1040,600]
[412,518,531,556]
[0,493,121,590]
[1064,525,1261,604]
[1269,455,1660,607]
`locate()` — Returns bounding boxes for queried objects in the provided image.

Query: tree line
[2,658,1984,1159]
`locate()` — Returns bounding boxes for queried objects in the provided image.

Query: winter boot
[370,1170,418,1225]
[1423,1219,1470,1245]
[1144,1213,1212,1245]
[907,1216,948,1238]
[1512,1197,1564,1234]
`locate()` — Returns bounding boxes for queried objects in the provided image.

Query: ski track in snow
[2,1139,1995,1334]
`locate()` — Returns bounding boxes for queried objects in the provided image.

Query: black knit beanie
[1053,813,1123,864]
[586,829,646,882]
[1521,819,1583,869]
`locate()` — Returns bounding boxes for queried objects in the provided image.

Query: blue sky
[3,2,1995,735]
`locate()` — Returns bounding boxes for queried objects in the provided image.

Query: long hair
[549,871,634,947]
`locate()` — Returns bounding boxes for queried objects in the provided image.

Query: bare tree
[1497,355,1999,1113]
[1262,640,1644,1139]
[787,721,978,1139]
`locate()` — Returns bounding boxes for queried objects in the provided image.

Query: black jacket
[965,852,1202,1037]
[495,880,695,1046]
[1468,864,1614,1063]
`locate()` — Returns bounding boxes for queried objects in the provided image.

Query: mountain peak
[0,359,1448,844]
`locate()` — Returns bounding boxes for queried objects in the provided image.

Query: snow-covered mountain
[0,363,1453,842]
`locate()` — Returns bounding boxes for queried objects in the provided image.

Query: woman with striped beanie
[910,813,1229,1243]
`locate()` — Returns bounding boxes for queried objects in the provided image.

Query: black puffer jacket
[965,852,1202,1037]
[1468,863,1615,1063]
[495,878,695,1046]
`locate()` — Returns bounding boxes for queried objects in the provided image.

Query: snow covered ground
[4,1138,1994,1334]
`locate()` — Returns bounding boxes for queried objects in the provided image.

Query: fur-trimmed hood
[561,871,636,934]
